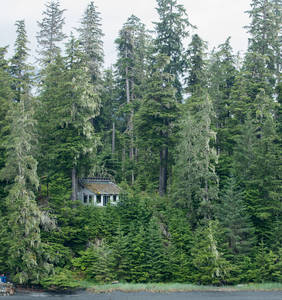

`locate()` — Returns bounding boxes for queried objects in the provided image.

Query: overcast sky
[1,0,251,67]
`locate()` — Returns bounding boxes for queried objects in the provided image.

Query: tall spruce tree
[233,102,281,242]
[93,68,122,180]
[173,94,218,224]
[115,15,149,184]
[0,24,54,283]
[36,0,66,65]
[135,54,178,196]
[10,20,32,103]
[36,53,67,203]
[64,35,101,200]
[0,97,53,284]
[0,47,12,178]
[38,36,100,202]
[186,34,208,95]
[154,0,193,100]
[208,38,238,185]
[77,1,104,84]
[115,15,148,106]
[244,0,281,97]
[0,48,13,268]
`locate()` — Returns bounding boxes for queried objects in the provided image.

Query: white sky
[0,0,251,67]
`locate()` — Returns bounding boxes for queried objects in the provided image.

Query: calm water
[4,290,282,300]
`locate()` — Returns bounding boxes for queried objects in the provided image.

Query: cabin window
[96,195,101,203]
[113,195,117,202]
[103,195,110,206]
[89,195,93,203]
[83,194,88,203]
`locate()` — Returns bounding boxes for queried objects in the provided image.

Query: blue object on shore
[0,275,7,283]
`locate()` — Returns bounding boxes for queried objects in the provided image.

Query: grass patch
[79,282,282,293]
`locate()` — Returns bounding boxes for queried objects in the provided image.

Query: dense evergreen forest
[0,0,281,287]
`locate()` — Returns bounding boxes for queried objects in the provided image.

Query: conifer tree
[135,54,178,195]
[125,225,149,282]
[251,241,281,282]
[0,23,54,282]
[208,38,238,185]
[77,1,104,84]
[173,94,218,224]
[115,15,149,184]
[244,0,281,97]
[36,53,67,202]
[93,68,121,179]
[0,47,12,178]
[233,102,281,242]
[154,0,193,100]
[190,221,231,285]
[64,35,101,200]
[0,91,52,284]
[36,0,66,65]
[10,20,31,103]
[110,224,131,281]
[145,216,168,282]
[38,36,100,201]
[0,48,13,270]
[115,15,148,106]
[72,241,113,282]
[186,34,208,95]
[167,210,192,282]
[216,177,256,255]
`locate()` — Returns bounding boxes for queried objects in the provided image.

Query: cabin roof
[80,178,120,195]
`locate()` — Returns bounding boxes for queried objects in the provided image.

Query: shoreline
[82,283,282,294]
[14,282,282,294]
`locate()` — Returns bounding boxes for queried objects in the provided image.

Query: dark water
[3,291,282,300]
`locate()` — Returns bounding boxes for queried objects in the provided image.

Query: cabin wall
[78,187,119,206]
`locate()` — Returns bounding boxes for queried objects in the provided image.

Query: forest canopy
[0,0,281,287]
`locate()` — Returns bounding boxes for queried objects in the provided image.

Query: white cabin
[78,177,120,207]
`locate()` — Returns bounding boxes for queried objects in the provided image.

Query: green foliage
[72,242,114,282]
[135,54,179,195]
[10,20,32,103]
[37,37,100,203]
[114,15,150,185]
[77,1,104,84]
[0,0,281,288]
[36,0,66,65]
[250,241,282,283]
[233,109,281,242]
[154,0,193,99]
[0,97,54,284]
[216,176,256,255]
[40,267,80,290]
[190,221,232,285]
[245,0,281,94]
[186,34,208,94]
[0,24,55,283]
[173,94,218,224]
[165,210,193,282]
[0,47,13,206]
[208,38,237,186]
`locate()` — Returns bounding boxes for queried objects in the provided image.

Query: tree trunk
[159,147,168,196]
[125,60,135,184]
[122,147,126,180]
[71,167,78,201]
[125,65,130,104]
[129,111,135,185]
[129,112,134,160]
[112,121,115,154]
